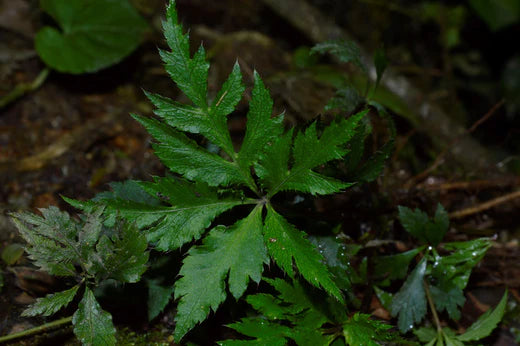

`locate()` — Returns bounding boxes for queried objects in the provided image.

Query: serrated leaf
[398,206,430,243]
[35,0,147,73]
[132,114,246,187]
[221,317,291,346]
[238,71,284,167]
[99,177,243,251]
[10,208,79,276]
[264,206,343,302]
[398,204,449,246]
[147,279,175,321]
[311,40,368,74]
[390,257,427,333]
[342,313,396,346]
[93,221,149,283]
[22,285,79,317]
[246,294,287,320]
[260,111,366,196]
[309,236,352,290]
[73,287,116,346]
[373,247,423,282]
[431,238,491,290]
[174,206,268,341]
[457,290,508,342]
[414,327,437,343]
[161,2,208,108]
[430,283,465,321]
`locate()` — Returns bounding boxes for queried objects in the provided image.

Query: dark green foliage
[10,207,149,345]
[65,1,369,340]
[35,0,147,73]
[398,203,449,246]
[221,278,399,345]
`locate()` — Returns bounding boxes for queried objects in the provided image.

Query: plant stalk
[0,315,72,343]
[423,279,442,334]
[0,68,50,110]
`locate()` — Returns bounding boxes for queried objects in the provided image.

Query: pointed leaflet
[430,283,465,320]
[260,111,366,196]
[390,257,427,333]
[161,2,208,108]
[132,114,246,187]
[343,313,397,346]
[264,206,343,302]
[145,62,243,156]
[457,290,508,342]
[174,206,268,341]
[147,279,175,321]
[22,285,79,317]
[10,208,78,276]
[221,318,291,346]
[158,3,246,155]
[73,287,116,346]
[238,71,284,167]
[95,177,243,251]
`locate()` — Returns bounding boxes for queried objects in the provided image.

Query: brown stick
[449,189,520,219]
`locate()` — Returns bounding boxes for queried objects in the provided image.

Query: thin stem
[0,316,73,343]
[423,279,442,334]
[0,68,50,109]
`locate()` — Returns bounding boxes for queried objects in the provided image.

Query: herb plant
[6,1,509,345]
[10,207,148,344]
[67,0,368,340]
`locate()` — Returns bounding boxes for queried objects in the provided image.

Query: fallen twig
[449,189,520,219]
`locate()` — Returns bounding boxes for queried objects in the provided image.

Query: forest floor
[0,0,519,344]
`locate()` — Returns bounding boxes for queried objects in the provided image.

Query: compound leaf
[99,177,243,251]
[391,257,427,333]
[264,206,343,302]
[260,111,366,196]
[73,287,116,346]
[36,0,147,73]
[174,206,267,341]
[22,285,79,317]
[430,283,465,321]
[132,114,245,187]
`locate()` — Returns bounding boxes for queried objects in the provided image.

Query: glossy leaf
[390,257,427,333]
[457,290,508,342]
[174,206,268,340]
[264,206,343,302]
[343,313,397,346]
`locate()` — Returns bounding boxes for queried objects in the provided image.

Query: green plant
[5,1,510,345]
[1,0,147,109]
[9,206,148,344]
[373,204,506,345]
[66,0,370,340]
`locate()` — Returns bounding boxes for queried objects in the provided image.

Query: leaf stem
[0,316,73,343]
[423,279,442,334]
[0,68,50,109]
